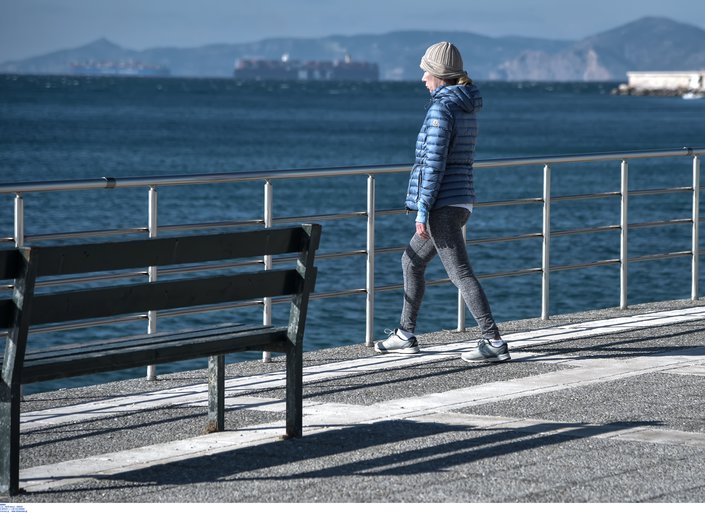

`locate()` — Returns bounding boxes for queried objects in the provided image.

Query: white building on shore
[616,71,705,95]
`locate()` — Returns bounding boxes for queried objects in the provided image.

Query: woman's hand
[416,222,430,240]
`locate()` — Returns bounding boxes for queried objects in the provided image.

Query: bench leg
[206,355,225,433]
[285,341,303,438]
[0,383,21,495]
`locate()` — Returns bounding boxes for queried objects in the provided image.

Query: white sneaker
[375,329,420,354]
[461,339,511,363]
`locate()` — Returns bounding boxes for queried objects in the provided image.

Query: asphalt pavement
[5,299,705,503]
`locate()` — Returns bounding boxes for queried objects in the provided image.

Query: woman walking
[375,42,510,363]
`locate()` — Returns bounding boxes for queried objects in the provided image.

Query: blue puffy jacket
[405,83,483,224]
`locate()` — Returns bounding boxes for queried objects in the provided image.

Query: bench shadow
[25,417,659,496]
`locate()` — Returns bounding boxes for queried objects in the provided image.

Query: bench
[0,223,321,495]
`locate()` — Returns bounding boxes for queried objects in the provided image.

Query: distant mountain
[493,17,705,80]
[2,17,704,81]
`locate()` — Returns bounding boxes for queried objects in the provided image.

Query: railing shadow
[517,325,705,363]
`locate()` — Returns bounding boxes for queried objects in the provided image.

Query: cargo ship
[234,53,378,81]
[69,59,171,77]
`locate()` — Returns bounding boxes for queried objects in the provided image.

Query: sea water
[2,75,705,392]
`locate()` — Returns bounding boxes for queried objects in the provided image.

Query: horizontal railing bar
[476,267,544,280]
[270,211,367,224]
[476,197,544,208]
[377,276,457,290]
[144,287,371,317]
[24,227,148,243]
[157,250,368,278]
[374,277,461,294]
[0,274,142,291]
[22,314,148,336]
[3,148,703,195]
[160,260,261,274]
[156,249,366,278]
[375,245,406,256]
[313,288,367,300]
[549,250,692,273]
[469,232,544,245]
[550,258,621,272]
[155,300,263,318]
[0,210,383,244]
[376,208,408,217]
[550,218,692,238]
[550,186,693,205]
[628,250,692,263]
[629,218,693,230]
[12,223,264,245]
[158,219,263,233]
[36,271,147,288]
[372,202,547,215]
[474,147,704,169]
[0,165,408,194]
[628,186,693,197]
[374,282,404,293]
[552,225,620,237]
[16,213,366,246]
[552,191,620,203]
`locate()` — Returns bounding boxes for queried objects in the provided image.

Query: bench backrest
[1,224,321,382]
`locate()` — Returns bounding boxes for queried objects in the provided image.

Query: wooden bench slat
[0,324,260,368]
[19,323,251,360]
[21,324,290,384]
[29,269,301,326]
[33,227,311,277]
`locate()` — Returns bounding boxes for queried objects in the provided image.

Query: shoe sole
[375,346,420,354]
[461,353,511,363]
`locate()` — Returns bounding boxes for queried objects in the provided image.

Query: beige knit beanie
[419,42,467,80]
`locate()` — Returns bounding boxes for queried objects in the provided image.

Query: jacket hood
[432,84,483,114]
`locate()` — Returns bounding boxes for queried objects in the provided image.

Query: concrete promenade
[5,299,705,503]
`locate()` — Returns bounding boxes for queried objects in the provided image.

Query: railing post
[620,160,629,309]
[14,193,25,400]
[693,155,700,300]
[541,164,551,320]
[457,223,467,332]
[13,193,24,248]
[146,186,158,381]
[263,180,273,362]
[365,174,376,347]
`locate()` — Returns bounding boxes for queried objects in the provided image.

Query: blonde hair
[446,75,472,86]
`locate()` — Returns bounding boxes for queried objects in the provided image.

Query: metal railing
[1,147,703,372]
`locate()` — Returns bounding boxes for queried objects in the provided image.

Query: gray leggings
[400,206,501,339]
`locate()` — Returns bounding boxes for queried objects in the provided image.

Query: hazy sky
[2,0,704,63]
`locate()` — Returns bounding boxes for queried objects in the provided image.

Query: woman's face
[422,71,446,93]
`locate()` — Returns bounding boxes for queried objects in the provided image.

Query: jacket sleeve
[415,102,453,224]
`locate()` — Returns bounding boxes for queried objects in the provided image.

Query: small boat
[682,91,704,100]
